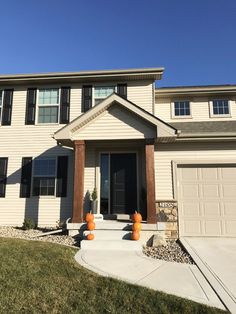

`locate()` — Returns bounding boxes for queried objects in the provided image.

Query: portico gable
[54,94,177,223]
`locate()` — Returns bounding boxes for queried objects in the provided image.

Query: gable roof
[54,93,177,142]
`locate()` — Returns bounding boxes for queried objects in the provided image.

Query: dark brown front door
[110,153,137,214]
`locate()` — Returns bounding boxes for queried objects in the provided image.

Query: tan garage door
[177,164,236,236]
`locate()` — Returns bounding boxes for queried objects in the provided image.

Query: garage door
[177,164,236,236]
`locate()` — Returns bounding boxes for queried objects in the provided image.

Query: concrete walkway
[75,249,225,310]
[181,237,236,314]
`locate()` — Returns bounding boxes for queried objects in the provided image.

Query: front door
[100,153,137,215]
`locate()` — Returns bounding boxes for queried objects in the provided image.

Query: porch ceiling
[53,93,177,144]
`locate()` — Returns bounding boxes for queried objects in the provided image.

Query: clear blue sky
[1,0,235,86]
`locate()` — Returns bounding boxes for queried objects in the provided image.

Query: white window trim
[0,90,3,125]
[93,85,117,107]
[31,157,57,198]
[171,100,192,119]
[209,99,231,118]
[36,88,61,125]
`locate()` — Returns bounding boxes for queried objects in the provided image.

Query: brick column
[72,140,85,223]
[145,139,157,224]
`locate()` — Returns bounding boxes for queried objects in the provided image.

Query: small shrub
[22,218,36,230]
[91,188,97,201]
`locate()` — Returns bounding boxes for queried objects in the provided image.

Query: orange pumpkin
[131,231,140,241]
[132,211,142,223]
[87,221,95,231]
[132,222,142,232]
[87,233,95,240]
[85,212,94,223]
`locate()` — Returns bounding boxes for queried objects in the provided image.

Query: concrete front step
[81,240,142,251]
[84,230,131,240]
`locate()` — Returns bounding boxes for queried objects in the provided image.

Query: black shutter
[0,158,8,197]
[56,156,68,197]
[20,157,32,198]
[82,85,92,112]
[2,89,13,125]
[60,87,70,124]
[117,84,127,99]
[26,88,37,125]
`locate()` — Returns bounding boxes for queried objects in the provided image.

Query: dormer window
[211,99,230,116]
[94,86,116,105]
[173,101,191,118]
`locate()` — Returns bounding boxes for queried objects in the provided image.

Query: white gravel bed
[143,240,194,265]
[0,227,79,247]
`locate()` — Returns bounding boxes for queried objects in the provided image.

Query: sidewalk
[75,249,225,310]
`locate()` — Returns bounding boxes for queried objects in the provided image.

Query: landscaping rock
[143,240,194,265]
[0,227,79,247]
[152,234,167,247]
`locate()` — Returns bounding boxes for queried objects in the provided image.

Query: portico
[54,93,177,224]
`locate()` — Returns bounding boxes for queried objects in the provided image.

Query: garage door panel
[221,167,236,180]
[204,220,222,235]
[222,184,236,198]
[181,202,200,216]
[181,184,199,198]
[224,203,236,216]
[178,164,236,237]
[201,167,218,180]
[203,202,220,216]
[225,221,236,235]
[181,167,198,180]
[180,220,202,236]
[202,184,220,198]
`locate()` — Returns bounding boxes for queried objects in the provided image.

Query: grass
[0,238,226,314]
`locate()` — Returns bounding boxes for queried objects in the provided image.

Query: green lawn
[0,238,226,314]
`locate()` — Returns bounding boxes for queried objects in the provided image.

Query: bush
[91,188,97,201]
[22,218,36,230]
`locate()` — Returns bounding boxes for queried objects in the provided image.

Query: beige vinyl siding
[0,87,73,227]
[155,97,236,122]
[127,80,153,113]
[75,105,156,140]
[155,142,236,200]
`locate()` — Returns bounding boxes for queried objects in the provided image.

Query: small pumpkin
[131,231,140,241]
[87,233,95,240]
[132,222,142,232]
[85,212,94,223]
[87,221,95,231]
[132,211,142,223]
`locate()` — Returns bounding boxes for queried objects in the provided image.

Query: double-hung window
[0,91,3,123]
[173,101,191,117]
[37,89,59,123]
[94,86,116,105]
[211,100,230,116]
[32,158,56,196]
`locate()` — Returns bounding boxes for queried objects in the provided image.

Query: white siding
[155,97,236,122]
[0,87,74,227]
[128,81,153,113]
[155,142,236,200]
[76,105,156,140]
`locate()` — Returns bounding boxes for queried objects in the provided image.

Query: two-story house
[0,68,235,239]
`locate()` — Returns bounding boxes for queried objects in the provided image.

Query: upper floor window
[37,89,60,123]
[94,86,116,105]
[173,101,191,117]
[211,99,230,116]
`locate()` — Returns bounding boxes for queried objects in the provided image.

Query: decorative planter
[91,200,97,214]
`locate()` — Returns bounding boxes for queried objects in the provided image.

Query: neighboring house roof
[0,67,164,85]
[155,84,236,97]
[170,121,236,137]
[54,93,177,144]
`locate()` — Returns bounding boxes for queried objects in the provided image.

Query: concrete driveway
[181,237,236,314]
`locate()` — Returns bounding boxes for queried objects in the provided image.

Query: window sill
[171,115,192,119]
[209,114,231,118]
